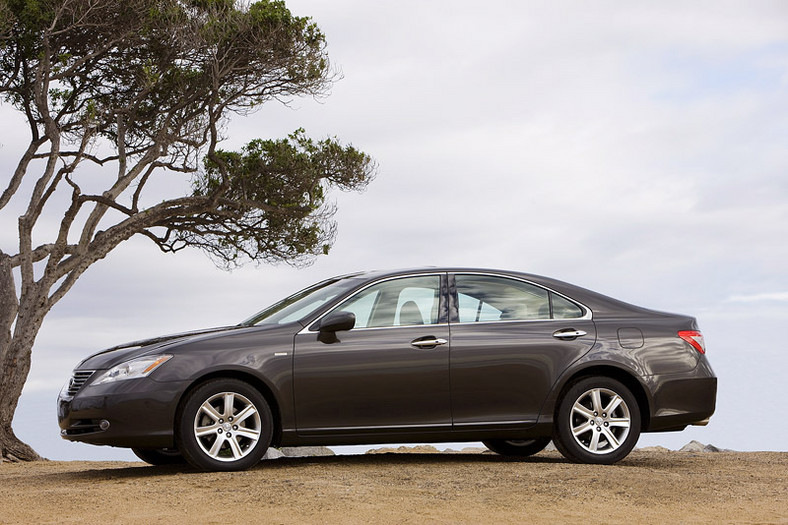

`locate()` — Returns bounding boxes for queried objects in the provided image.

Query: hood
[76,325,246,370]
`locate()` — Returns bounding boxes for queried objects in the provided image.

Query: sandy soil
[1,450,786,524]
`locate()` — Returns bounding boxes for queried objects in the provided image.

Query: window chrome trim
[297,270,592,336]
[451,271,593,322]
[299,322,451,335]
[298,272,448,335]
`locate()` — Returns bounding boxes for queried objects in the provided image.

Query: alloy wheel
[569,387,631,454]
[193,391,262,462]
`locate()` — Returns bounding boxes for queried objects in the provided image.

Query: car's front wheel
[553,376,641,464]
[483,437,552,457]
[176,378,273,471]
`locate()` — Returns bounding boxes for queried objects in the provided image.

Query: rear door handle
[552,329,587,340]
[411,337,448,349]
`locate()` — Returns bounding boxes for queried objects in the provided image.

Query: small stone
[262,448,285,460]
[279,446,335,457]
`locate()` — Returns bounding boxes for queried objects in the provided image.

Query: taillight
[678,330,705,354]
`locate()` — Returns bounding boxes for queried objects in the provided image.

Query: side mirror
[315,311,356,344]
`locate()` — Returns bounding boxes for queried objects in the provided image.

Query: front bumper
[57,375,188,448]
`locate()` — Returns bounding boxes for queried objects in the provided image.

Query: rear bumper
[646,375,717,432]
[57,377,187,448]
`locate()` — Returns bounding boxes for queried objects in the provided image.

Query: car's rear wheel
[483,437,552,457]
[176,378,273,471]
[132,447,185,465]
[553,376,641,464]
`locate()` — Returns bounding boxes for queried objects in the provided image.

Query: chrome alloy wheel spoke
[572,420,593,437]
[233,404,257,424]
[223,393,235,419]
[572,402,595,420]
[608,417,630,428]
[234,427,261,440]
[195,423,220,437]
[226,434,244,459]
[590,389,604,414]
[601,426,621,449]
[588,428,601,451]
[603,394,624,416]
[209,434,226,457]
[200,402,223,421]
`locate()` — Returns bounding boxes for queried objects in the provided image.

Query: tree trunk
[0,424,43,462]
[0,253,44,462]
[0,334,44,462]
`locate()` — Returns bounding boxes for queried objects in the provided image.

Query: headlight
[91,355,173,386]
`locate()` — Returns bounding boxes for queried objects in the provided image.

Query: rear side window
[456,275,549,322]
[455,274,584,322]
[551,293,584,319]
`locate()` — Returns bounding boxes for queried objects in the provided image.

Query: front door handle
[411,337,448,349]
[552,329,587,340]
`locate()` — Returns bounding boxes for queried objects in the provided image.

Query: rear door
[448,273,596,428]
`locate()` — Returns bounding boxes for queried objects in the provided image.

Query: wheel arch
[550,364,652,432]
[174,370,284,448]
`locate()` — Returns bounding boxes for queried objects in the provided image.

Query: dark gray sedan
[58,268,717,470]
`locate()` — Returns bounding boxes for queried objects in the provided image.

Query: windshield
[241,275,364,326]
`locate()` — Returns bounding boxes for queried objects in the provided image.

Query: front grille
[67,370,95,396]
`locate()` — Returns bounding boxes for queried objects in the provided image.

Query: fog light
[99,420,110,431]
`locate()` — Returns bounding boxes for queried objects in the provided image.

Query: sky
[2,1,787,461]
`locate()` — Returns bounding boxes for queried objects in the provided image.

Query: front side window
[455,274,583,322]
[330,275,441,328]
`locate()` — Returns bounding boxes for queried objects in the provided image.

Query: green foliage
[0,0,375,268]
[186,129,374,265]
[1,0,330,144]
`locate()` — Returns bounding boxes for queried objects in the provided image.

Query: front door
[293,274,451,435]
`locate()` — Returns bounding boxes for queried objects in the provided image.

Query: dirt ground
[0,449,786,524]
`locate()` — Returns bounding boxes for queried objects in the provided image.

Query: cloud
[726,292,788,303]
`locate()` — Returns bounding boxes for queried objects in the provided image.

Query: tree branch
[0,138,48,211]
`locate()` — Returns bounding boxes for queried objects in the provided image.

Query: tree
[0,0,375,461]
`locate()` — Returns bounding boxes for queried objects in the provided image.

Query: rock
[679,441,731,453]
[263,448,285,460]
[365,447,394,454]
[279,446,335,457]
[366,445,441,454]
[637,446,671,453]
[460,447,487,454]
[544,441,557,452]
[679,440,707,452]
[703,444,733,453]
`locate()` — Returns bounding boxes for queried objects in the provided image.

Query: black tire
[176,378,273,471]
[483,437,552,457]
[553,376,641,465]
[132,447,185,465]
